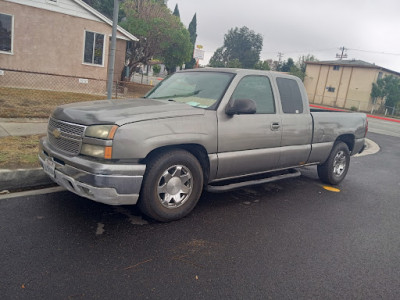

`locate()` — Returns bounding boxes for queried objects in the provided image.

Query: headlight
[85,125,118,139]
[81,144,113,159]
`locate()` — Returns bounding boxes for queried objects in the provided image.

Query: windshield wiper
[150,90,201,100]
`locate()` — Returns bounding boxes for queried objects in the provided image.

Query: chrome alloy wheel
[333,150,347,176]
[157,165,193,209]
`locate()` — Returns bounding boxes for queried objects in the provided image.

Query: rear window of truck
[276,78,303,114]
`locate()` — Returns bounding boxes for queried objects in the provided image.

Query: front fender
[112,112,217,159]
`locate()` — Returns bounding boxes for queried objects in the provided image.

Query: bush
[350,106,358,111]
[152,64,161,75]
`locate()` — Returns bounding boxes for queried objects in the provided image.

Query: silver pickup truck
[39,69,367,221]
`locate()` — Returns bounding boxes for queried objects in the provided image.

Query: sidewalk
[0,118,48,137]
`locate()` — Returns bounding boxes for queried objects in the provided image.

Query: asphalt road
[1,131,400,299]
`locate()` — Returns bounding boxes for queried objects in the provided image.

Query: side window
[231,76,275,114]
[276,78,304,114]
[0,13,13,54]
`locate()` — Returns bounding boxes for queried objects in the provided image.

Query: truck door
[276,77,313,168]
[217,75,282,179]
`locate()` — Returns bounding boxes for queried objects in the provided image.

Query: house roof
[73,0,138,42]
[306,59,400,76]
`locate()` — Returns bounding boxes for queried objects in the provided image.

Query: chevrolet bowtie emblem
[53,128,62,138]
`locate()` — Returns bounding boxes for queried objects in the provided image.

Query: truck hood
[51,98,205,126]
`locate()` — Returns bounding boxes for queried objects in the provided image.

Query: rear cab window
[276,78,304,114]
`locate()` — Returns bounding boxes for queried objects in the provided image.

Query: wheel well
[335,134,355,152]
[142,144,210,185]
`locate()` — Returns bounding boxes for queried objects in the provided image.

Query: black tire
[317,142,350,185]
[138,149,204,222]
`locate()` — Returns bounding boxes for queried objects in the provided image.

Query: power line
[261,48,337,55]
[348,48,400,56]
[336,46,348,59]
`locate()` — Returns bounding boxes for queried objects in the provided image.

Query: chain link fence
[0,68,154,99]
[2,68,399,118]
[371,104,399,117]
[309,93,400,117]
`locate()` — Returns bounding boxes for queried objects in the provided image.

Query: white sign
[193,49,205,60]
[0,70,4,76]
[79,78,89,84]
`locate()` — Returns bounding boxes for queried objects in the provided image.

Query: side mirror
[226,98,257,115]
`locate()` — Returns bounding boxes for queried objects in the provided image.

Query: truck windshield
[145,72,234,109]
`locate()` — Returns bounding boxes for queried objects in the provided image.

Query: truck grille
[48,118,86,155]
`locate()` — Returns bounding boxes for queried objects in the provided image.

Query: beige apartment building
[304,60,400,112]
[0,0,138,94]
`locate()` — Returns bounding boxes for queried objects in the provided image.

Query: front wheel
[138,149,204,222]
[317,142,350,185]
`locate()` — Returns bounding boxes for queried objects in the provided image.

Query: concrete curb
[354,138,380,157]
[0,168,53,192]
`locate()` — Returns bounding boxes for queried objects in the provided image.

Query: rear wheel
[138,149,203,222]
[317,142,350,185]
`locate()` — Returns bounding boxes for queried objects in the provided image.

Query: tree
[162,22,193,73]
[289,65,305,81]
[298,54,318,73]
[371,75,400,108]
[279,58,295,72]
[226,59,242,68]
[209,47,227,68]
[172,4,180,19]
[254,60,271,70]
[120,0,192,75]
[209,26,263,69]
[185,13,197,69]
[83,0,125,21]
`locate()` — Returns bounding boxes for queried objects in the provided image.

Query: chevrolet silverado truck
[39,69,367,221]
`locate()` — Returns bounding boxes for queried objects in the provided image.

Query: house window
[333,65,340,70]
[378,72,383,80]
[83,31,105,66]
[327,87,335,92]
[0,13,13,54]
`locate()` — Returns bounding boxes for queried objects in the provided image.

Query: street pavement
[0,131,399,299]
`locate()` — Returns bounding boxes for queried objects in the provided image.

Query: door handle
[270,122,280,130]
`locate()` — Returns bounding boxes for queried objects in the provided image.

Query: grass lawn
[0,135,44,169]
[0,86,152,118]
[0,87,108,118]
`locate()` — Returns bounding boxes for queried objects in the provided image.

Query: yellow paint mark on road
[323,186,341,192]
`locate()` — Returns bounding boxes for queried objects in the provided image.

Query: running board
[206,169,301,193]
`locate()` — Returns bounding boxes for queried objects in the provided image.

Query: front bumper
[39,137,146,205]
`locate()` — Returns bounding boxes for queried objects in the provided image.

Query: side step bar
[206,169,301,193]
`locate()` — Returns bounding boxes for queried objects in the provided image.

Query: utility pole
[336,46,348,60]
[277,52,284,63]
[107,0,119,99]
[277,52,284,70]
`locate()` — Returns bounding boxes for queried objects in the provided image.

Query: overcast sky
[168,0,400,72]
